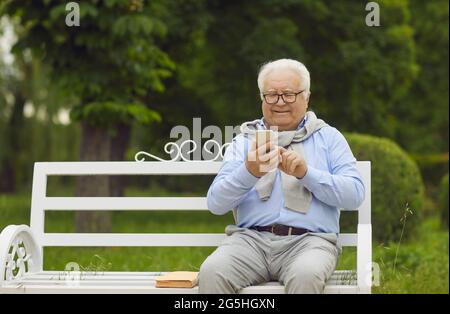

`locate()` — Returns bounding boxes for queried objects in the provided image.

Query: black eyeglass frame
[261,90,306,104]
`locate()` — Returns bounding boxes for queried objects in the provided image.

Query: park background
[0,0,448,293]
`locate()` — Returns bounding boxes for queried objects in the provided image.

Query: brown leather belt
[251,224,311,236]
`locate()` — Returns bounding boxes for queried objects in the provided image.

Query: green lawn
[0,192,448,293]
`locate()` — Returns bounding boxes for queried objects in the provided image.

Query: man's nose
[276,95,286,105]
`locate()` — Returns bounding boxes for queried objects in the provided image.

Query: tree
[0,16,31,193]
[1,15,81,193]
[396,0,449,154]
[3,0,173,231]
[170,0,419,140]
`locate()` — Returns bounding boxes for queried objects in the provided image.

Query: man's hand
[245,140,281,178]
[278,147,308,179]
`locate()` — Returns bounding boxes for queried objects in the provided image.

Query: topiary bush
[439,173,449,228]
[343,133,425,243]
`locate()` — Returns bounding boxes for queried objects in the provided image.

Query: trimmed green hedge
[344,133,425,243]
[439,174,449,228]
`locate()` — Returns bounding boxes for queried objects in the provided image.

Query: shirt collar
[260,116,307,131]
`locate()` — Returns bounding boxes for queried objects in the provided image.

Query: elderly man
[199,58,365,294]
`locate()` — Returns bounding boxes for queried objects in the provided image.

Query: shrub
[344,133,425,243]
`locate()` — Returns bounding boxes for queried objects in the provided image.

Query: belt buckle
[271,224,281,235]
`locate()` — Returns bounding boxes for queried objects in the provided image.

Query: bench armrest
[357,223,372,293]
[0,225,42,284]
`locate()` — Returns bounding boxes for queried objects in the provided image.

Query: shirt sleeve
[206,135,259,215]
[298,128,366,210]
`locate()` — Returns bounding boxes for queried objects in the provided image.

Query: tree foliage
[3,0,177,128]
[172,0,418,138]
[395,0,449,154]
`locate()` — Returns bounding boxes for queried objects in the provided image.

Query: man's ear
[305,92,311,106]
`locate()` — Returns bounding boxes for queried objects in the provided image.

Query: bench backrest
[30,161,371,266]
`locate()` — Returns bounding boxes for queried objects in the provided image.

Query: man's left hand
[278,147,308,179]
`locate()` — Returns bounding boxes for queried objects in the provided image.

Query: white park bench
[0,160,372,294]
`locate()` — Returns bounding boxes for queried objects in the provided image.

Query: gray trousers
[198,225,341,294]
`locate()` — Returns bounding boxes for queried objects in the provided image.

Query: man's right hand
[245,140,281,178]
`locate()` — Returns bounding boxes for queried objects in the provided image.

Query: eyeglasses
[262,90,305,104]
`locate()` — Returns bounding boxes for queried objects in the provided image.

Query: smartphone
[256,130,274,153]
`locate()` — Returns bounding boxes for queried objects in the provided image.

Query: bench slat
[44,197,209,210]
[42,233,226,247]
[15,280,354,287]
[41,233,357,247]
[0,283,359,294]
[43,197,359,211]
[1,270,358,294]
[19,270,354,282]
[38,161,223,175]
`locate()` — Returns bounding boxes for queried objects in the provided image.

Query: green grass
[335,218,449,293]
[0,192,448,293]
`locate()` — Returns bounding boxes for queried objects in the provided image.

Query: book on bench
[155,271,199,288]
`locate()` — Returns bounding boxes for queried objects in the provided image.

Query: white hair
[257,59,310,99]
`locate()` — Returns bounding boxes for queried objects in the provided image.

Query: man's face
[261,69,309,131]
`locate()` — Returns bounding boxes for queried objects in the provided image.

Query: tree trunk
[75,122,112,233]
[0,161,16,193]
[109,123,131,197]
[0,91,26,193]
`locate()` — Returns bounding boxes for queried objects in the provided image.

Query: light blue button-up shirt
[206,115,365,233]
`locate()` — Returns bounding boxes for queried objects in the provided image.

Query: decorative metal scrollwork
[135,140,230,162]
[4,238,33,281]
